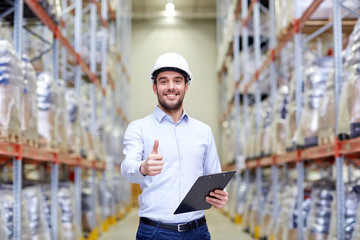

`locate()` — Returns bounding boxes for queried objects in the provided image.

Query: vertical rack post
[51,158,59,240]
[293,0,304,238]
[332,0,344,239]
[253,0,263,237]
[233,18,241,168]
[51,27,60,240]
[269,0,279,233]
[90,0,98,231]
[74,0,83,229]
[13,156,22,240]
[13,1,23,239]
[233,17,241,219]
[241,0,249,141]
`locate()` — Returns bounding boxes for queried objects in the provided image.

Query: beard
[157,91,184,112]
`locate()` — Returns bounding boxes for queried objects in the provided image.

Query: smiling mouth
[165,93,178,99]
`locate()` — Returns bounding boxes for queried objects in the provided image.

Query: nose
[168,80,175,89]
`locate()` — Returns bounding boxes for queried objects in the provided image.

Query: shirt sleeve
[203,126,222,175]
[121,122,146,183]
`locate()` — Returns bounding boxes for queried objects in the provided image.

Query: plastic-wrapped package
[259,99,273,156]
[0,39,23,142]
[285,73,298,150]
[318,69,336,145]
[242,184,256,232]
[81,177,102,235]
[296,56,332,147]
[338,18,360,139]
[245,106,257,159]
[236,181,249,219]
[23,186,52,240]
[271,84,289,154]
[0,184,32,240]
[80,101,94,159]
[112,176,124,218]
[275,183,311,240]
[329,185,360,240]
[37,72,58,149]
[58,182,82,240]
[21,55,39,147]
[57,80,67,152]
[40,184,52,232]
[98,178,114,221]
[65,89,81,155]
[306,179,335,240]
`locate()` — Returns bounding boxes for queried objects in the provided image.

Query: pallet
[23,138,39,148]
[0,132,21,144]
[38,137,57,150]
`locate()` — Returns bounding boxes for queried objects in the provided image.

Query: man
[121,52,228,239]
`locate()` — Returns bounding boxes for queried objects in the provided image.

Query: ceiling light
[165,2,175,17]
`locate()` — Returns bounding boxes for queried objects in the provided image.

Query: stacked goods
[259,99,272,156]
[260,178,288,239]
[242,184,256,233]
[58,182,82,240]
[37,72,58,149]
[317,69,336,145]
[339,18,360,139]
[236,181,249,222]
[245,106,257,159]
[260,188,275,239]
[23,185,51,240]
[65,89,81,155]
[21,55,38,147]
[285,73,298,151]
[98,178,114,221]
[0,184,32,239]
[306,179,335,240]
[80,102,93,159]
[113,176,125,218]
[40,185,52,234]
[81,177,102,235]
[329,184,360,240]
[0,39,23,143]
[271,84,289,154]
[296,56,332,148]
[275,183,311,240]
[56,80,68,153]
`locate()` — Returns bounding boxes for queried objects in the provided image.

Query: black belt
[140,216,206,232]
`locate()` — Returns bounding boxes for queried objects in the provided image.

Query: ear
[184,81,189,93]
[153,83,157,94]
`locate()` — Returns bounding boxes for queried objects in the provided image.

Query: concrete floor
[99,208,254,240]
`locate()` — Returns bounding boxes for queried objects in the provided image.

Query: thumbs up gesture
[140,139,163,176]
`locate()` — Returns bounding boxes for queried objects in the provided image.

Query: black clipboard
[174,171,236,214]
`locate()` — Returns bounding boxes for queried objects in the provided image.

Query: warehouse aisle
[100,208,254,240]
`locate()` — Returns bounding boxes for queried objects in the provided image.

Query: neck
[158,105,183,123]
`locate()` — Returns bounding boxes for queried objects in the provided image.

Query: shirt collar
[153,106,189,124]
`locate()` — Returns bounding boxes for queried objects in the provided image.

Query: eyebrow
[158,76,184,81]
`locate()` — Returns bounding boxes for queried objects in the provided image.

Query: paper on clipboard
[174,171,236,215]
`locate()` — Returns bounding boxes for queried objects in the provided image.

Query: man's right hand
[140,139,163,176]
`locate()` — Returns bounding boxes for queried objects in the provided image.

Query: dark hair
[152,67,189,83]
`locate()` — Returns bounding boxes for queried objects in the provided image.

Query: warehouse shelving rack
[0,0,131,239]
[217,0,360,239]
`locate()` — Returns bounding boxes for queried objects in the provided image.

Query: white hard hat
[150,52,193,85]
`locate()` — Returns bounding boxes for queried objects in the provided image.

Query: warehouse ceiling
[132,0,217,19]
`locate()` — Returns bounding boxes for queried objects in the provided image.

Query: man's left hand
[205,189,228,209]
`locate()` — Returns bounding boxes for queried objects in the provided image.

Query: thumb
[151,139,159,154]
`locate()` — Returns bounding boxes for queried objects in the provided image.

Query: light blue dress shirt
[121,106,222,223]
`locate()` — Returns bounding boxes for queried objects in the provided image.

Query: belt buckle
[177,223,187,232]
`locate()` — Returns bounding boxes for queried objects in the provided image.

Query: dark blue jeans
[136,221,211,240]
